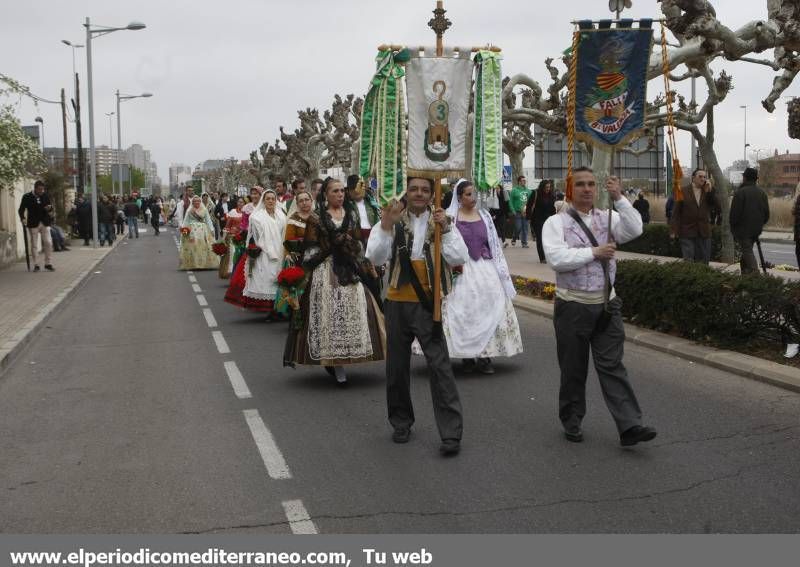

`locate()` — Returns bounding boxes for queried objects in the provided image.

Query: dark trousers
[151,218,160,235]
[532,220,546,262]
[553,297,642,434]
[384,300,463,441]
[795,239,800,270]
[737,237,759,274]
[679,237,711,264]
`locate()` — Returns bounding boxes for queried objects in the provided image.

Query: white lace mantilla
[307,256,373,360]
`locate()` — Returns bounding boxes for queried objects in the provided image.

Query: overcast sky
[3,0,797,181]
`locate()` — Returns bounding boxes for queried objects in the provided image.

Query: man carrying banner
[366,177,468,456]
[542,167,657,447]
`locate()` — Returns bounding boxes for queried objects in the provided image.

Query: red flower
[452,265,464,275]
[180,227,191,236]
[246,242,262,258]
[277,266,305,287]
[212,242,228,256]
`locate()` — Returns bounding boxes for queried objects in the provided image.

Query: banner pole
[431,0,447,322]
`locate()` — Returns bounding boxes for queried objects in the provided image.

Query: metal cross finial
[428,1,452,39]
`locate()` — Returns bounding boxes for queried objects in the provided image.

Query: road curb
[513,295,800,394]
[0,237,124,377]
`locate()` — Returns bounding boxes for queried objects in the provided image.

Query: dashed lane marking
[188,275,197,283]
[202,308,218,328]
[212,331,230,354]
[223,361,252,399]
[192,283,202,293]
[243,409,292,480]
[282,500,318,534]
[196,294,208,307]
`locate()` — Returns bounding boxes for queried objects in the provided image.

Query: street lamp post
[105,111,115,194]
[84,16,146,248]
[115,90,152,199]
[740,104,748,165]
[61,40,84,191]
[34,116,44,152]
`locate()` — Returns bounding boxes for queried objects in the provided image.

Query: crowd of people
[161,168,663,457]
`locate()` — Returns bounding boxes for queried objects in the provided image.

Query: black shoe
[439,438,461,456]
[33,265,40,272]
[44,264,55,272]
[620,425,657,447]
[392,427,411,444]
[477,358,495,374]
[564,425,583,443]
[461,358,476,373]
[324,366,336,377]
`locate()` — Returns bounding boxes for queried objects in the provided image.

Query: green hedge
[617,224,739,261]
[615,260,799,347]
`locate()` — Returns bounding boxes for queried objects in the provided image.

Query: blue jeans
[513,213,528,245]
[99,223,114,245]
[127,216,139,238]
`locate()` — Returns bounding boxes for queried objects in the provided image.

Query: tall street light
[105,111,115,194]
[740,104,748,165]
[116,90,152,198]
[84,17,146,248]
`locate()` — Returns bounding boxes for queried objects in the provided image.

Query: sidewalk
[504,243,800,393]
[503,243,800,282]
[0,235,125,374]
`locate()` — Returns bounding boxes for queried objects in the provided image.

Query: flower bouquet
[276,266,307,323]
[246,239,261,277]
[212,242,228,256]
[451,265,464,279]
[180,226,191,237]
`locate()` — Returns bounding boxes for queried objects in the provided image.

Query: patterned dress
[179,206,218,271]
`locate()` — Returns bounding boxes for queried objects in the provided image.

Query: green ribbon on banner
[472,50,503,191]
[359,49,409,206]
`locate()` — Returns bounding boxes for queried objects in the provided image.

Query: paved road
[762,240,797,268]
[1,228,799,533]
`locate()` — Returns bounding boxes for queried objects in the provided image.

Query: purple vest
[556,209,616,292]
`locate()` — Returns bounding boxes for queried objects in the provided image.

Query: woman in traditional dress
[242,189,287,315]
[285,179,386,385]
[219,196,245,279]
[443,179,523,373]
[178,196,219,270]
[225,187,261,308]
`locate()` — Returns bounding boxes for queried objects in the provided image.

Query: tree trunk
[508,150,524,185]
[590,146,613,209]
[698,142,734,263]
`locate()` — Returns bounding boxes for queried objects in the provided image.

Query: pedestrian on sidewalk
[529,179,557,263]
[669,168,720,264]
[18,180,55,272]
[509,175,531,248]
[489,183,509,246]
[76,196,92,245]
[97,196,116,246]
[730,167,769,275]
[542,167,657,447]
[633,193,651,224]
[123,197,140,239]
[365,177,467,456]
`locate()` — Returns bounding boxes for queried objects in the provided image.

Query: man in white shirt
[366,177,469,456]
[542,166,656,447]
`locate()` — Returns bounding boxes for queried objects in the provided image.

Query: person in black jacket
[489,183,509,245]
[632,193,651,224]
[730,167,770,274]
[529,180,557,263]
[97,196,116,246]
[18,180,54,271]
[123,197,140,238]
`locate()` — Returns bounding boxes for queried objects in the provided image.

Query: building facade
[533,125,665,195]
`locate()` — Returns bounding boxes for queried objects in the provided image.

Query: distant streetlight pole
[84,16,146,247]
[34,116,44,152]
[115,90,153,198]
[61,41,84,190]
[105,111,115,193]
[740,104,748,165]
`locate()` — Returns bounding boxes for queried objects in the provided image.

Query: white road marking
[202,308,218,328]
[223,361,252,399]
[196,294,208,307]
[191,283,202,293]
[212,330,230,354]
[282,500,318,534]
[188,275,197,283]
[187,271,194,275]
[243,409,292,480]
